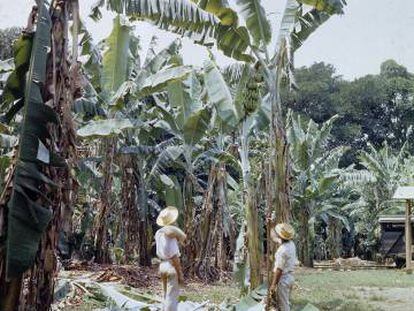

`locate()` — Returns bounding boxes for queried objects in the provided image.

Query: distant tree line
[283,60,414,166]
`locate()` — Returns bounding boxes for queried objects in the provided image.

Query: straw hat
[156,206,179,226]
[273,223,295,241]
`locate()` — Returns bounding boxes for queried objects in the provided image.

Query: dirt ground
[54,264,414,310]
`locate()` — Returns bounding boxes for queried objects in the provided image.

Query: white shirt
[155,226,185,260]
[274,241,298,273]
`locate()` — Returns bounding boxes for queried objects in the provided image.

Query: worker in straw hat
[269,223,298,311]
[155,206,186,311]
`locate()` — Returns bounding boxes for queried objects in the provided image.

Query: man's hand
[269,268,283,293]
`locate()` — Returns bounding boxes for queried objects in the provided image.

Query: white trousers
[160,261,180,311]
[277,273,294,311]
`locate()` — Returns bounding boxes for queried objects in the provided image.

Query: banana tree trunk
[182,148,198,271]
[240,121,262,289]
[216,162,229,272]
[195,164,218,280]
[121,155,139,263]
[265,66,292,310]
[135,158,151,266]
[327,217,342,259]
[268,72,292,224]
[95,138,115,264]
[195,162,232,280]
[298,208,313,267]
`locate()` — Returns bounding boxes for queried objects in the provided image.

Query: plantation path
[52,264,414,310]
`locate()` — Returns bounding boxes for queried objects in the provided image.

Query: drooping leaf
[292,9,330,51]
[93,0,253,62]
[78,20,102,87]
[163,175,184,216]
[274,0,299,56]
[199,0,239,26]
[236,0,271,45]
[95,0,218,41]
[143,38,182,74]
[204,59,238,127]
[215,24,253,62]
[77,119,135,138]
[102,15,132,93]
[6,1,59,278]
[139,66,193,97]
[0,31,33,115]
[235,284,267,311]
[297,0,346,15]
[150,145,184,176]
[168,71,203,129]
[183,108,211,145]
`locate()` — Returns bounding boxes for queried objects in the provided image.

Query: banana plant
[287,112,358,267]
[347,142,414,258]
[202,57,271,288]
[76,16,199,264]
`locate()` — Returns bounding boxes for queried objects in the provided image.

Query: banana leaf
[102,15,132,93]
[198,0,239,26]
[235,0,271,45]
[297,0,345,14]
[6,1,62,279]
[182,108,211,146]
[77,119,135,138]
[204,59,239,127]
[138,66,193,97]
[0,31,33,124]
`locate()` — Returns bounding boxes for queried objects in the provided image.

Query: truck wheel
[395,257,406,269]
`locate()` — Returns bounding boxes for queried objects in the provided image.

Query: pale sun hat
[156,206,179,227]
[273,223,295,241]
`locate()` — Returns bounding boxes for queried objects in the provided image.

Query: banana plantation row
[0,0,413,310]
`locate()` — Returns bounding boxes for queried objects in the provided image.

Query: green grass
[291,269,414,311]
[59,269,414,310]
[181,282,240,304]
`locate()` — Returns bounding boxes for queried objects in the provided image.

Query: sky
[0,0,413,80]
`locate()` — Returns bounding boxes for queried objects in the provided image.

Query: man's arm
[164,226,187,243]
[169,255,185,285]
[270,268,283,292]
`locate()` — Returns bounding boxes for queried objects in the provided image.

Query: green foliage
[0,27,22,60]
[204,59,239,127]
[0,32,33,122]
[348,142,414,255]
[138,65,193,97]
[235,0,271,45]
[285,61,414,165]
[77,119,135,138]
[102,16,132,93]
[6,2,61,278]
[297,0,346,15]
[288,112,351,221]
[197,0,239,26]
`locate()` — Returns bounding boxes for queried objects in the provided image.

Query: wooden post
[405,199,412,273]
